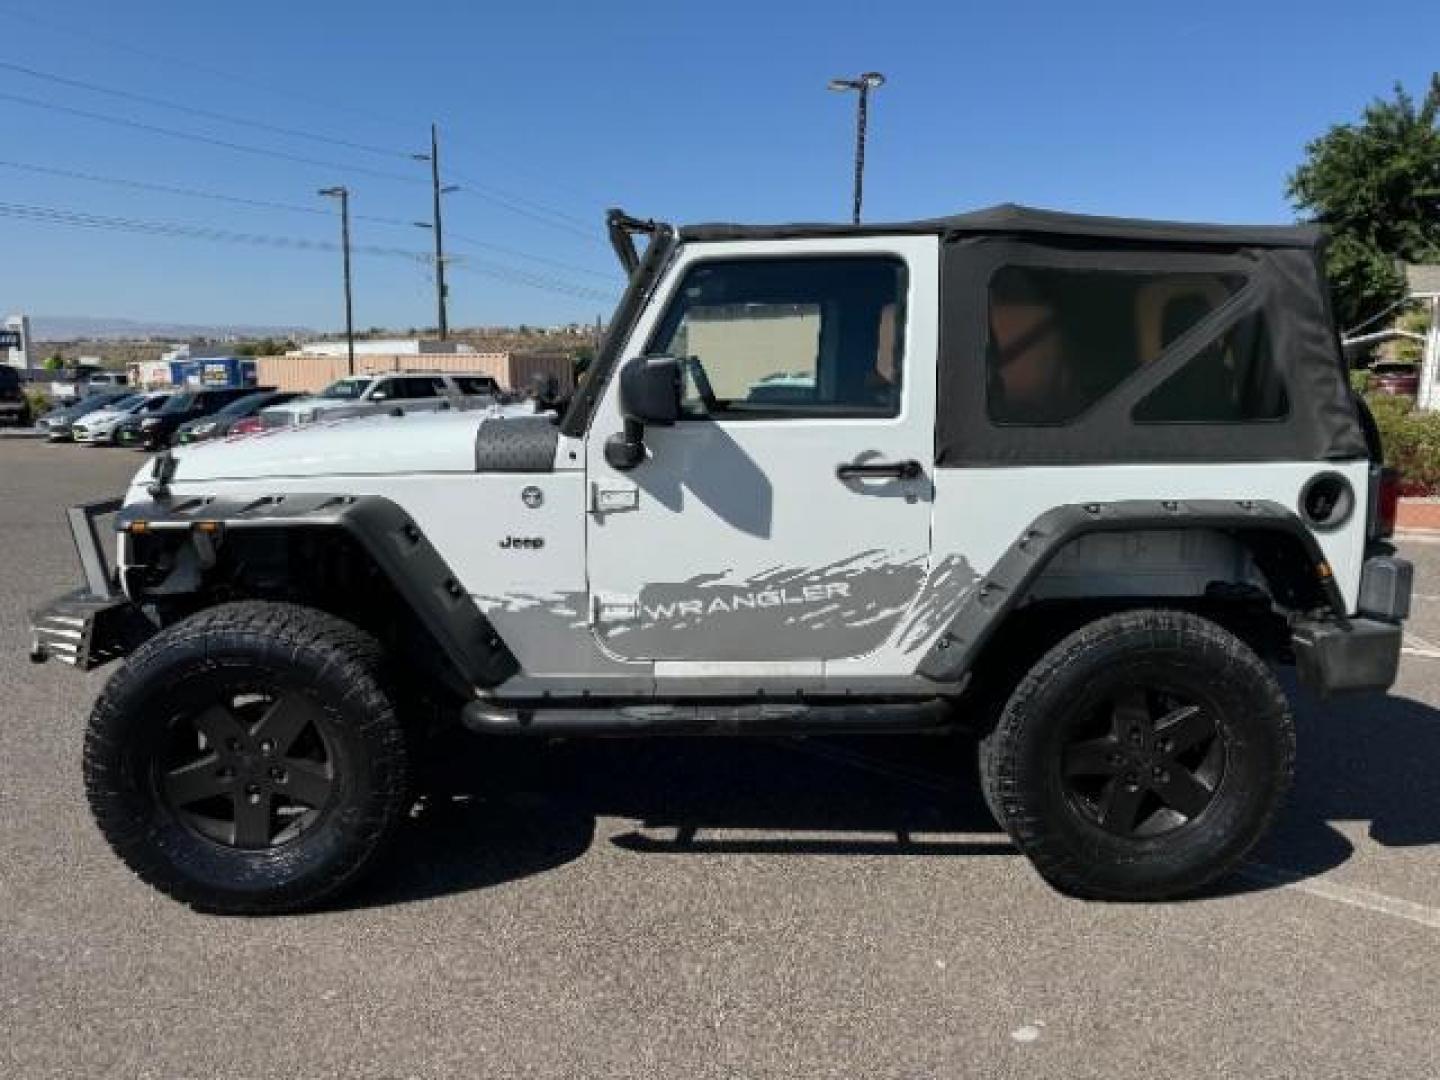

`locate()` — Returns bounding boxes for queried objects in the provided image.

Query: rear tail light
[229,417,262,436]
[1373,466,1400,539]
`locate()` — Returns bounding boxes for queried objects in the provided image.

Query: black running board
[460,698,954,737]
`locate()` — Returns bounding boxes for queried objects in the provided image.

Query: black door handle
[836,459,923,482]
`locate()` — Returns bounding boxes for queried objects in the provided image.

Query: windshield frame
[317,377,374,401]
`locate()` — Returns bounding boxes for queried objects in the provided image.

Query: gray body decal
[484,552,970,668]
[608,552,926,662]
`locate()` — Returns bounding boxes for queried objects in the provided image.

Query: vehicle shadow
[1228,683,1440,892]
[337,729,1007,911]
[338,682,1440,910]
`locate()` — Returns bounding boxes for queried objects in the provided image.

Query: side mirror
[606,356,682,471]
[369,391,388,402]
[619,355,680,425]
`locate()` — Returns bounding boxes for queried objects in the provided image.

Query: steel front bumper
[1292,555,1412,697]
[29,499,151,670]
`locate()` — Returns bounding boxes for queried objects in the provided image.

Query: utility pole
[413,124,457,340]
[827,72,885,224]
[317,186,355,375]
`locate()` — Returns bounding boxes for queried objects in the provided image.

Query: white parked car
[259,371,502,430]
[70,392,170,445]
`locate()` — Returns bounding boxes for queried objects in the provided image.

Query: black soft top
[681,203,1321,250]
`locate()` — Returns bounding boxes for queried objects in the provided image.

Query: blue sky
[0,0,1433,332]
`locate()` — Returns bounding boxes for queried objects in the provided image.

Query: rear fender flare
[916,498,1343,684]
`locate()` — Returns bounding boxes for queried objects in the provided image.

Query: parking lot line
[1242,863,1440,931]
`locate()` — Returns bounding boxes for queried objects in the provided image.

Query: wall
[254,350,576,394]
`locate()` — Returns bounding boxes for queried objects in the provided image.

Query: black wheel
[85,601,411,914]
[979,609,1293,900]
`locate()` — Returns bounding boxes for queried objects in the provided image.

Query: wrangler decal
[475,552,953,663]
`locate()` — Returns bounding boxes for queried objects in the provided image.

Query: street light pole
[413,124,458,340]
[317,186,355,376]
[827,72,885,224]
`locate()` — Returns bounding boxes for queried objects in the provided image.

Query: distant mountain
[30,315,313,342]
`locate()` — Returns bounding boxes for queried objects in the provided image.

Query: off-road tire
[85,601,411,915]
[979,609,1294,901]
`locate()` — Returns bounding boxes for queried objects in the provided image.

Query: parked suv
[259,371,499,429]
[116,386,270,450]
[0,365,29,427]
[30,204,1410,915]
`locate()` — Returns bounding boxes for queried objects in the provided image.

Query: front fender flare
[118,492,520,688]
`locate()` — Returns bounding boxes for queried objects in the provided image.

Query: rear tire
[85,601,411,915]
[979,608,1293,900]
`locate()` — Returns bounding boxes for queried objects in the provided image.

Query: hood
[263,394,347,418]
[161,403,540,484]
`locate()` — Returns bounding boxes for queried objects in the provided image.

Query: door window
[396,376,441,399]
[647,257,906,419]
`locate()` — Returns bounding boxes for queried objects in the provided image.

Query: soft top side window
[986,267,1251,425]
[646,256,907,420]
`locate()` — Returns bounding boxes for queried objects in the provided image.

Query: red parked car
[1368,361,1420,398]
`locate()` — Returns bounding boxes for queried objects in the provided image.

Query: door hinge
[590,482,639,515]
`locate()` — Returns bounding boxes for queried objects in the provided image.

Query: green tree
[1288,75,1440,330]
[43,354,64,371]
[572,344,596,379]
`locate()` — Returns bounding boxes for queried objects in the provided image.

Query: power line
[448,259,617,304]
[0,88,609,243]
[0,4,606,212]
[0,59,413,160]
[0,199,618,303]
[0,88,422,185]
[0,159,412,226]
[447,182,607,244]
[0,7,607,230]
[445,165,593,229]
[0,3,419,131]
[0,158,615,279]
[446,230,615,281]
[0,200,425,258]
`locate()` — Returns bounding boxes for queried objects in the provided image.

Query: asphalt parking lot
[3,439,1439,1078]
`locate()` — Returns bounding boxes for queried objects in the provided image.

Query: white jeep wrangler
[31,205,1411,914]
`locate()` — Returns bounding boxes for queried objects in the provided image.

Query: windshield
[107,394,143,411]
[318,378,373,400]
[160,392,198,414]
[213,392,267,417]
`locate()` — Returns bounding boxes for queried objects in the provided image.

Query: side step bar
[461,698,955,737]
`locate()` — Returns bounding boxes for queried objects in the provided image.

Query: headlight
[141,418,162,428]
[192,422,216,435]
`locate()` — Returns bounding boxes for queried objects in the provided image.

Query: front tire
[979,609,1293,901]
[85,601,411,914]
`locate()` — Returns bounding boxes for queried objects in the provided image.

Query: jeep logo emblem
[500,536,544,550]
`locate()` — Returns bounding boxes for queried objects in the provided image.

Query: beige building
[255,346,575,395]
[684,307,822,399]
